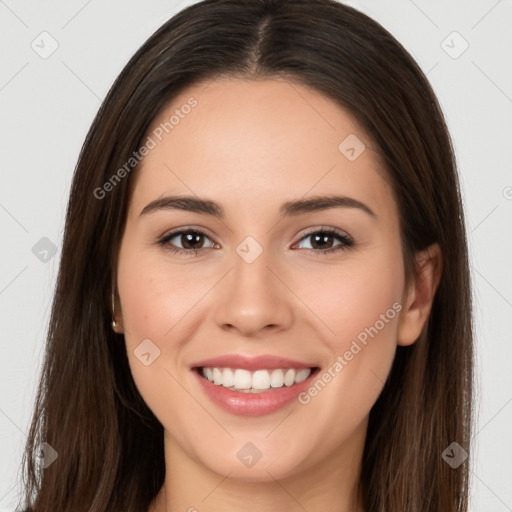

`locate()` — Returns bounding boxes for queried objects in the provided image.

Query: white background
[1,0,511,510]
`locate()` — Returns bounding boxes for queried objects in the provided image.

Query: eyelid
[292,225,353,247]
[158,225,217,242]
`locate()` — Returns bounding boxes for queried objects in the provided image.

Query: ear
[397,243,443,347]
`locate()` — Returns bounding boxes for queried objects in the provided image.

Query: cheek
[292,248,404,354]
[117,241,204,347]
[116,239,212,428]
[288,248,404,423]
[290,252,403,432]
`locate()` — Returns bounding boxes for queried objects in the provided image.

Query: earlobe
[111,290,124,334]
[397,243,443,347]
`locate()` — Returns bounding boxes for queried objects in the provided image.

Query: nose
[212,244,294,338]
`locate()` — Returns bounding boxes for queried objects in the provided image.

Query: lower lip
[194,369,318,417]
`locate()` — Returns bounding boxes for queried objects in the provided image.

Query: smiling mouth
[195,366,320,393]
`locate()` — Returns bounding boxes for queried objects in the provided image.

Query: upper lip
[191,354,316,371]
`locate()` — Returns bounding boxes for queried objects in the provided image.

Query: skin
[113,77,442,512]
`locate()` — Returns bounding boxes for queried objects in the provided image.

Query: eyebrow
[139,194,376,218]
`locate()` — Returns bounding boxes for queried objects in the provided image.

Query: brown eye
[158,229,216,255]
[177,231,206,250]
[295,229,353,254]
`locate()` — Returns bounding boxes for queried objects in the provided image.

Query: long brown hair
[19,1,473,510]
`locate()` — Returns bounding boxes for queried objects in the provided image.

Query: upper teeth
[201,367,311,392]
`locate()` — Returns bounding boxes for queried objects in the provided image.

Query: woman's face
[116,77,414,483]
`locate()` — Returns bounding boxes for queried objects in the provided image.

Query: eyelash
[156,227,354,256]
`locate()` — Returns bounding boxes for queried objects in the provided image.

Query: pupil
[182,232,203,249]
[312,233,332,249]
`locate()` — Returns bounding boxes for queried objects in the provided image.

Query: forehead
[128,77,395,222]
